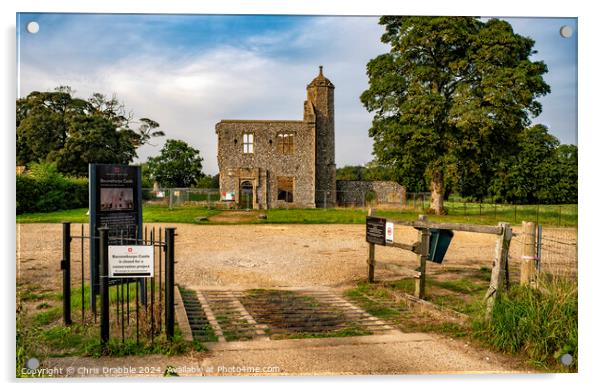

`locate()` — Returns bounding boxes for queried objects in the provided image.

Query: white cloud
[19,16,388,175]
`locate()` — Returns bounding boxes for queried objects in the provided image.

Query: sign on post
[108,245,154,278]
[89,164,143,307]
[366,216,386,245]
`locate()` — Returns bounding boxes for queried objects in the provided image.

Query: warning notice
[108,245,154,278]
[386,222,394,244]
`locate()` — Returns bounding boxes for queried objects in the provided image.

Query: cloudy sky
[17,14,577,175]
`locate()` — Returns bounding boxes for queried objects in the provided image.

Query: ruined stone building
[216,66,405,209]
[216,66,336,209]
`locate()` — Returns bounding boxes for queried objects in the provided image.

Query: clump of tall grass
[473,275,577,371]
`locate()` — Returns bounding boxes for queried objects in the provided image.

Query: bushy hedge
[16,163,88,214]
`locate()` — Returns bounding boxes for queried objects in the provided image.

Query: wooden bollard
[485,222,512,318]
[367,208,375,282]
[520,221,537,286]
[414,215,429,299]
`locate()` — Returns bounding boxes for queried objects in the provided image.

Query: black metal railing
[60,222,176,348]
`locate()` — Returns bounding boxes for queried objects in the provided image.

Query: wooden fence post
[414,215,429,299]
[485,222,512,317]
[367,208,376,283]
[520,221,537,286]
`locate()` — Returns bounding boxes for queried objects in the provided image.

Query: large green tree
[361,17,550,214]
[146,139,204,188]
[16,88,164,176]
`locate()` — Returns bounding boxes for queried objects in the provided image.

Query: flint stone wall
[335,180,406,206]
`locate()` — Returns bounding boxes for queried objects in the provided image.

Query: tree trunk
[429,171,446,215]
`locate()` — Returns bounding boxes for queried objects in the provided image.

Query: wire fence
[143,188,221,209]
[538,227,578,279]
[511,225,578,280]
[144,188,406,209]
[141,188,577,228]
[405,192,577,227]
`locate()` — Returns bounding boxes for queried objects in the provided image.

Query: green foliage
[55,115,139,176]
[347,272,577,371]
[84,331,191,358]
[473,278,578,370]
[364,190,377,203]
[361,17,550,210]
[140,162,154,188]
[137,118,166,146]
[336,162,398,182]
[336,165,367,181]
[429,278,483,294]
[147,139,204,188]
[489,125,577,204]
[195,174,219,189]
[16,162,88,214]
[17,88,164,176]
[16,300,38,377]
[32,307,61,327]
[42,325,90,352]
[553,144,578,203]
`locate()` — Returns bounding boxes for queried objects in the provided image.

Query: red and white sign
[108,245,154,278]
[385,222,394,244]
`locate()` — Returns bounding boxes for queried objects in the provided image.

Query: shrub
[473,276,577,370]
[16,162,88,214]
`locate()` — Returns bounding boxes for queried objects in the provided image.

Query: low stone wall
[335,180,406,206]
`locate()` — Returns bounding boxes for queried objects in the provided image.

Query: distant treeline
[337,126,577,205]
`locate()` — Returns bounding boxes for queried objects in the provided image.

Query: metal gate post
[165,227,176,341]
[99,227,110,345]
[61,222,72,325]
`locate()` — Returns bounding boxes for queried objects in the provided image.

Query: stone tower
[306,66,336,208]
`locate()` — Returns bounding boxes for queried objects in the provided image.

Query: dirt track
[17,223,577,290]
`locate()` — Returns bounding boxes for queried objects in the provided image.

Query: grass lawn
[16,205,222,224]
[16,203,577,227]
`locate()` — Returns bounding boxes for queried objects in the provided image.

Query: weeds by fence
[473,276,578,371]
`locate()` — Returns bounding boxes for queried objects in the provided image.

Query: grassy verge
[17,203,577,227]
[16,282,206,376]
[345,270,577,372]
[472,276,578,371]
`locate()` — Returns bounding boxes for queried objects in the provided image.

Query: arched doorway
[240,181,254,209]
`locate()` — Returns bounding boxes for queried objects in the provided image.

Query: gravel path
[17,223,576,290]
